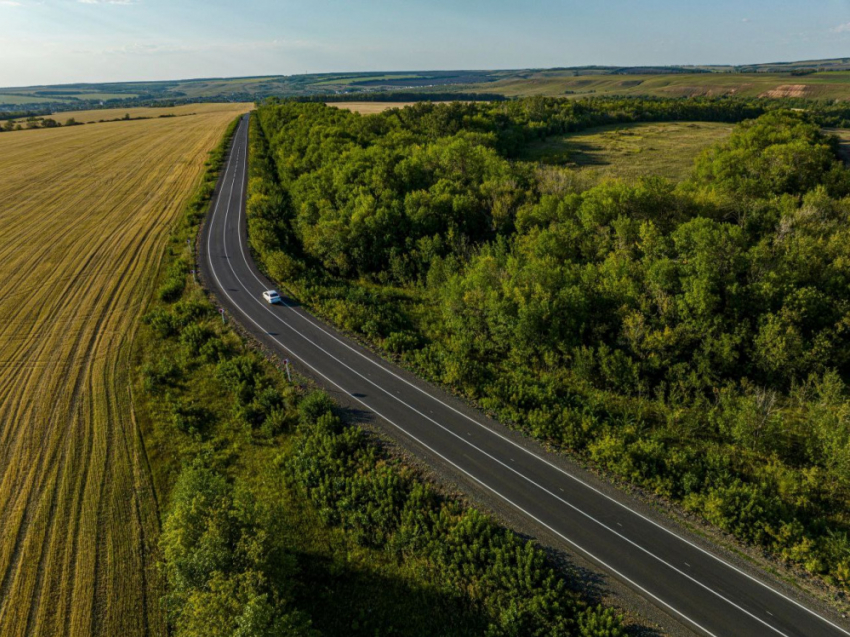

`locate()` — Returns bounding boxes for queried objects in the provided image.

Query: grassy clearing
[0,103,249,637]
[519,121,734,181]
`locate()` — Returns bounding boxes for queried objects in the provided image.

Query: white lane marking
[214,120,791,637]
[232,141,850,637]
[205,127,721,637]
[215,116,842,636]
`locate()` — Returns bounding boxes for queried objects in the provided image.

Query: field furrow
[0,103,250,637]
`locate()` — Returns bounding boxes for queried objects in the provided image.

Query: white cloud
[831,22,850,33]
[741,18,751,23]
[0,1,24,6]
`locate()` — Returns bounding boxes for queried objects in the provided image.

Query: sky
[2,0,850,87]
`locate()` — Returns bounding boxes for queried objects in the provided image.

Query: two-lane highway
[200,114,850,637]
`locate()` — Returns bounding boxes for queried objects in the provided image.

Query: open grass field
[473,71,850,99]
[519,121,734,181]
[0,102,249,637]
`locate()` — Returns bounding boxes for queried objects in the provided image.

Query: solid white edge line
[210,115,845,637]
[233,114,850,637]
[204,121,721,637]
[220,128,791,637]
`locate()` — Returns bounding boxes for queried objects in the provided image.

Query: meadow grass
[519,121,734,181]
[0,103,249,637]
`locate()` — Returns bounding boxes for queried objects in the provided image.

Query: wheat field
[0,103,249,637]
[31,103,245,125]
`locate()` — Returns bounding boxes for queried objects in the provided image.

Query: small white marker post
[219,308,226,325]
[284,358,292,383]
[191,269,196,284]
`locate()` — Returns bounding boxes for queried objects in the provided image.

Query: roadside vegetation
[0,102,249,636]
[134,115,626,636]
[247,97,850,594]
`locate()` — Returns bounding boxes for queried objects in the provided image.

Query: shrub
[143,307,178,338]
[297,390,335,425]
[180,323,213,356]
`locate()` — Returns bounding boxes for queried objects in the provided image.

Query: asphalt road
[200,114,850,637]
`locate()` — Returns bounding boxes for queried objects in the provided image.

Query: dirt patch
[761,84,810,98]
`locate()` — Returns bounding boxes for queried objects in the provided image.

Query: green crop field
[0,93,61,105]
[519,121,735,181]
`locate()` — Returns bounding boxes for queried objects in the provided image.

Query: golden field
[17,102,252,125]
[0,103,249,636]
[330,102,423,114]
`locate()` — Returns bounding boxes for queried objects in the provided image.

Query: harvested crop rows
[27,102,246,125]
[0,103,249,637]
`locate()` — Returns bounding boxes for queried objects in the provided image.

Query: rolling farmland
[11,103,242,126]
[468,70,850,99]
[0,103,249,637]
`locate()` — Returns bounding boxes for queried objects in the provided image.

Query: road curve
[200,114,850,637]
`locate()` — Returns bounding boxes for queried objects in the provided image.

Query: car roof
[265,290,279,295]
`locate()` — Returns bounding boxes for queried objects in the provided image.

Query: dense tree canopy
[250,97,850,590]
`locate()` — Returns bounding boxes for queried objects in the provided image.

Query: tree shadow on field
[566,141,615,168]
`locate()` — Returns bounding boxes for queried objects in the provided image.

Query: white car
[262,290,281,304]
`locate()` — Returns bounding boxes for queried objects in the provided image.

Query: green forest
[247,97,850,592]
[134,117,625,637]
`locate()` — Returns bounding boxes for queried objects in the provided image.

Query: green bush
[297,390,336,425]
[143,307,178,337]
[141,356,180,393]
[179,323,213,356]
[160,461,316,637]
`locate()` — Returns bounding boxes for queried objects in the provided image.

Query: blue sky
[2,0,850,87]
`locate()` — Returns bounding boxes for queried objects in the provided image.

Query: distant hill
[4,58,850,112]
